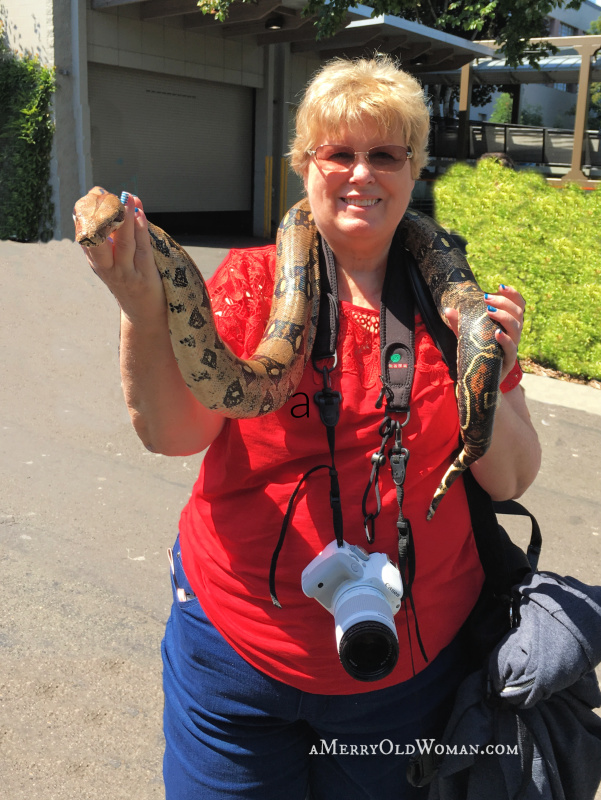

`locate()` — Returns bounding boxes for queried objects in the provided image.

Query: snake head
[73,187,125,246]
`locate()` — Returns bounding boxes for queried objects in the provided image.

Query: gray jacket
[425,572,601,800]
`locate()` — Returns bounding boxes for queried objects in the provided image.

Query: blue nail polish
[484,293,489,300]
[500,284,507,289]
[487,305,498,313]
[120,191,130,204]
[135,207,139,212]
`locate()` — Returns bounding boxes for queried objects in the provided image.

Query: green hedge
[434,159,601,381]
[0,24,56,242]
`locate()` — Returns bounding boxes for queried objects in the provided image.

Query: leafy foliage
[0,20,56,242]
[197,0,583,67]
[490,93,513,123]
[434,159,601,380]
[489,93,543,125]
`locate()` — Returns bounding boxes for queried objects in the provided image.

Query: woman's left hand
[483,284,525,383]
[444,284,525,384]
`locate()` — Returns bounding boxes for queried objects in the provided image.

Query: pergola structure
[453,35,601,187]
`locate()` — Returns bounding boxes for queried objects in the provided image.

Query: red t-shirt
[179,245,522,695]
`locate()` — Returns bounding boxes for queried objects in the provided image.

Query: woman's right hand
[79,191,166,324]
[79,189,225,455]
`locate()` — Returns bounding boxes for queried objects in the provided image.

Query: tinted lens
[368,146,409,170]
[313,145,410,172]
[315,146,356,169]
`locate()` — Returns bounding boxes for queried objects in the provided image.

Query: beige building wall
[86,2,264,90]
[1,0,91,239]
[1,0,271,239]
[0,0,54,63]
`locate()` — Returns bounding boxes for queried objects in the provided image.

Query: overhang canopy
[91,0,495,72]
[282,5,495,73]
[423,51,601,86]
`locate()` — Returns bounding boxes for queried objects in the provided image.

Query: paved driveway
[1,237,599,799]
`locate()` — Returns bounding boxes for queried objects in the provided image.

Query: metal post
[457,62,473,160]
[564,41,599,184]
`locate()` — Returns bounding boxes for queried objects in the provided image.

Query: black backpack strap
[405,250,458,382]
[463,471,542,595]
[376,236,416,413]
[491,499,542,574]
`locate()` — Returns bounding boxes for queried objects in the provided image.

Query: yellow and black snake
[74,187,502,519]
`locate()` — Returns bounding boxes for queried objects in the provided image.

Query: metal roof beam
[92,0,146,8]
[291,25,395,53]
[140,0,199,19]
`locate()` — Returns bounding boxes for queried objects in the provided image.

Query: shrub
[433,159,601,381]
[0,20,56,242]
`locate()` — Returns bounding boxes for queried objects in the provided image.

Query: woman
[81,57,541,799]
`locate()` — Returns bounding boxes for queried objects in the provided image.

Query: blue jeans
[162,537,468,800]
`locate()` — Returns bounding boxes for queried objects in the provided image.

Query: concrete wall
[0,0,92,239]
[523,83,579,128]
[85,3,268,237]
[474,83,581,129]
[0,0,54,63]
[1,0,269,240]
[86,3,264,90]
[282,51,321,214]
[51,0,92,240]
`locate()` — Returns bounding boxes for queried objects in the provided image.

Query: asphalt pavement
[1,236,600,799]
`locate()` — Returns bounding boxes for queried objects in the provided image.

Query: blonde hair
[289,56,430,180]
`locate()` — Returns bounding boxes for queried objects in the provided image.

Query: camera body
[301,540,404,681]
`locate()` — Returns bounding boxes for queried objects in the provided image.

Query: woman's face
[302,119,415,258]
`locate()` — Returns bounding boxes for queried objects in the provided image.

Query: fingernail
[120,191,130,204]
[134,207,139,212]
[500,284,507,289]
[487,305,498,313]
[484,293,489,300]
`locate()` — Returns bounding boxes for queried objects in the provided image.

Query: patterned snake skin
[74,188,502,519]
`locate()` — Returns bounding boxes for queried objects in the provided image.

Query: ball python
[74,187,502,519]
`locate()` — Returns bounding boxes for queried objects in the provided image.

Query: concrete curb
[521,373,601,417]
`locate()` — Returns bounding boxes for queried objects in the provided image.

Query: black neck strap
[312,233,417,415]
[269,234,420,620]
[312,236,339,361]
[376,233,416,414]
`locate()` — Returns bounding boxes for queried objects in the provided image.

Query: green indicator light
[390,353,401,363]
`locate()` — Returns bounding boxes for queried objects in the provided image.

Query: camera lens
[334,586,400,681]
[339,621,399,681]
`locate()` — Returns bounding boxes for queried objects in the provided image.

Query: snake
[74,187,503,519]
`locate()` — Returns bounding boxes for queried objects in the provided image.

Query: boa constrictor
[74,187,502,519]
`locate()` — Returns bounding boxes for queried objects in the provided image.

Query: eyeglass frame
[306,144,413,172]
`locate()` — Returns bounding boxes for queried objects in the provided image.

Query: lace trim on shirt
[207,248,275,359]
[332,302,381,390]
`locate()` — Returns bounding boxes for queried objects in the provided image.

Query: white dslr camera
[301,540,404,681]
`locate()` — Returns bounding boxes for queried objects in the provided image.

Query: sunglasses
[307,144,413,173]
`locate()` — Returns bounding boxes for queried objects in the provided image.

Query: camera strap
[269,228,432,666]
[361,233,428,663]
[269,238,342,608]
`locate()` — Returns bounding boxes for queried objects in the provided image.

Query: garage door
[88,64,254,219]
